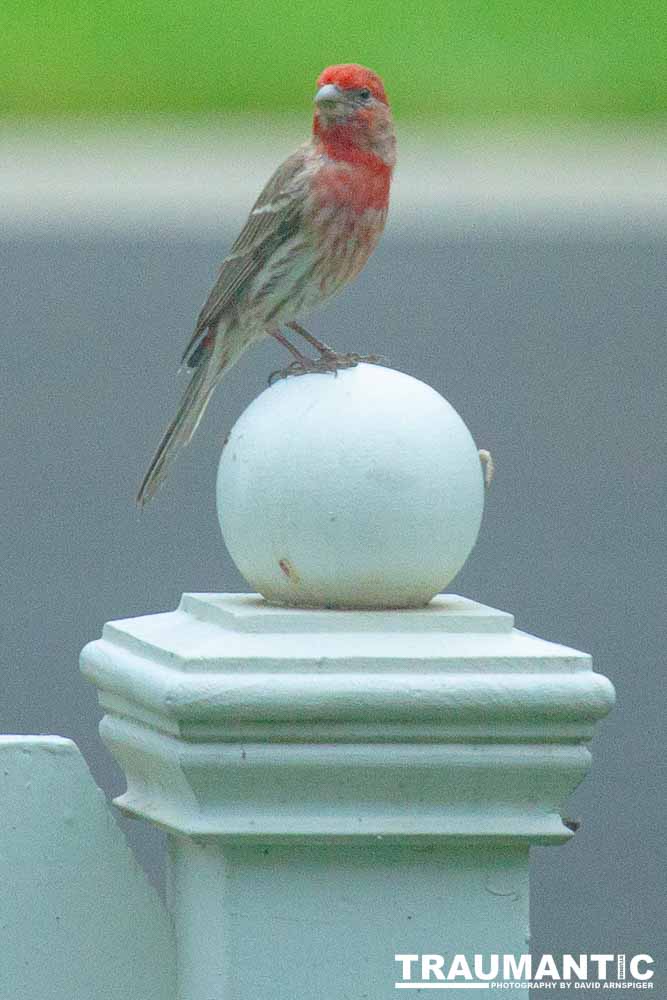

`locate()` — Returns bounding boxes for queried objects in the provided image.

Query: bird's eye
[359,88,371,101]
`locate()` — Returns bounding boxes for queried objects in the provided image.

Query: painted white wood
[217,364,484,608]
[0,736,175,999]
[167,839,530,1000]
[82,592,614,999]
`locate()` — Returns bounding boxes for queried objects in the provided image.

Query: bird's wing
[181,145,313,368]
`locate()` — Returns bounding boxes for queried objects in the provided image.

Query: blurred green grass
[1,0,665,121]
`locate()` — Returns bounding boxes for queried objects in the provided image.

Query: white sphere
[217,364,484,609]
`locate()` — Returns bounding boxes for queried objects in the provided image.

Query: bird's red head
[316,64,389,106]
[313,64,395,170]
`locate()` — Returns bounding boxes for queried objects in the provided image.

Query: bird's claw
[318,351,363,374]
[338,352,386,367]
[268,359,321,384]
[268,352,384,385]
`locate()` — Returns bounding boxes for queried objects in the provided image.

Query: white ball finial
[217,364,484,608]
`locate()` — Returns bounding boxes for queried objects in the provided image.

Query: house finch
[137,63,395,505]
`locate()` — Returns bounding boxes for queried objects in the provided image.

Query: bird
[137,63,396,505]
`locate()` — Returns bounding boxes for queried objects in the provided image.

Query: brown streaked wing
[180,145,312,368]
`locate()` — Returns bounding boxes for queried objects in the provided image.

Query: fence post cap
[217,363,484,608]
[81,592,614,843]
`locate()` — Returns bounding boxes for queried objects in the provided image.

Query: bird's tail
[136,331,243,506]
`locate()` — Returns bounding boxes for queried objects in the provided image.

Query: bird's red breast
[311,159,391,214]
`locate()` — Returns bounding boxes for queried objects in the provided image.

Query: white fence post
[0,736,176,1000]
[80,366,614,997]
[81,592,614,998]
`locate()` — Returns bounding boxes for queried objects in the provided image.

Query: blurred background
[1,0,665,120]
[1,0,665,990]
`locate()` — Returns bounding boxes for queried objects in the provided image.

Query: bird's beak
[314,83,343,108]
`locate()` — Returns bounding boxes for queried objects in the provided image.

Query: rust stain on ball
[278,558,300,584]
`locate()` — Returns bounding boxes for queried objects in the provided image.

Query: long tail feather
[137,321,257,505]
[136,352,217,506]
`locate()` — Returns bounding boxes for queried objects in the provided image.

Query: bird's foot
[268,358,327,384]
[284,323,385,368]
[316,350,386,374]
[317,350,378,374]
[337,352,385,367]
[268,352,383,384]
